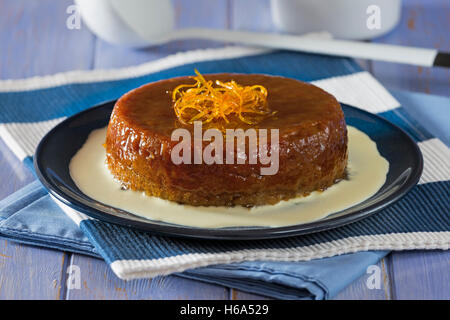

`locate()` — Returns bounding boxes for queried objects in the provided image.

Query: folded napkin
[0,180,388,299]
[0,47,449,299]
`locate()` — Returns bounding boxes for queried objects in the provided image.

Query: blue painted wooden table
[0,0,448,299]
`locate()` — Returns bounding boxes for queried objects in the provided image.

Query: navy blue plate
[34,101,423,240]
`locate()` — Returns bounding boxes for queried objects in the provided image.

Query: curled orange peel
[172,70,275,125]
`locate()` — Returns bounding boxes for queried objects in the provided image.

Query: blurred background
[0,0,448,94]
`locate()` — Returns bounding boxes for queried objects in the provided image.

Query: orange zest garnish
[172,69,275,125]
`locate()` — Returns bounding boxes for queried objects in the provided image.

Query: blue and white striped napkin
[0,47,448,284]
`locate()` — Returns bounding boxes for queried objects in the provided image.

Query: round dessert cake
[105,73,348,207]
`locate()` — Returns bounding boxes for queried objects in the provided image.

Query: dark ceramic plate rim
[34,101,423,240]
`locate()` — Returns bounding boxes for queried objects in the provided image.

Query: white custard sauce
[69,126,389,228]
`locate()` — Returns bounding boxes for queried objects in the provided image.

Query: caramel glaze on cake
[105,74,348,207]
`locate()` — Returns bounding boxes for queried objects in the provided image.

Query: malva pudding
[105,73,348,207]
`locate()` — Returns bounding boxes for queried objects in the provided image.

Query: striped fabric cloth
[0,47,448,280]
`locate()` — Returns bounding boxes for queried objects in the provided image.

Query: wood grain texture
[65,255,229,300]
[0,0,94,300]
[390,250,450,300]
[0,242,69,299]
[372,0,450,96]
[0,0,96,79]
[230,289,271,300]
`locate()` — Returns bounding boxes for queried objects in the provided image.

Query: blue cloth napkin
[0,180,388,299]
[0,47,448,299]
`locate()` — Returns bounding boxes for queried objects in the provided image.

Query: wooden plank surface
[389,250,450,300]
[66,255,229,300]
[372,0,450,96]
[0,0,96,79]
[0,0,448,300]
[0,0,96,299]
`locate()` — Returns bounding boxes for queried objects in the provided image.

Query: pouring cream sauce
[69,126,388,228]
